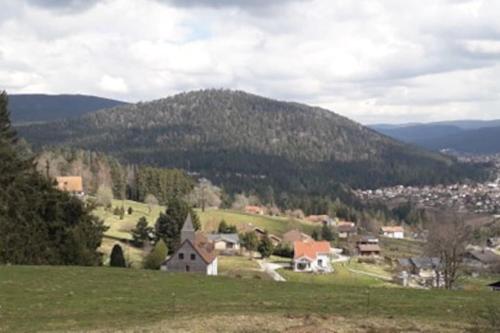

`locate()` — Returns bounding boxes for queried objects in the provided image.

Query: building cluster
[355,181,500,214]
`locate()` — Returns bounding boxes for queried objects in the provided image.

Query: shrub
[144,239,168,270]
[273,243,293,258]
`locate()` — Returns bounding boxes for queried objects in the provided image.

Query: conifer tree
[155,197,199,251]
[110,244,127,267]
[0,91,107,265]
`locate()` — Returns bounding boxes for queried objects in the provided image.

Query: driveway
[258,260,287,282]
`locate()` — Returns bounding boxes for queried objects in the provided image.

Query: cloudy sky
[1,0,500,124]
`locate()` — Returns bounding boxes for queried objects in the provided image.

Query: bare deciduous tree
[186,178,222,212]
[144,194,159,214]
[96,185,113,209]
[426,214,470,290]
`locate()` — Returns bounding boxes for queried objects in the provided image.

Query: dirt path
[257,260,287,282]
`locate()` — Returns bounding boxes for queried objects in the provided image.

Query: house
[357,244,381,256]
[282,229,312,246]
[381,226,404,239]
[162,214,218,275]
[464,249,500,270]
[56,176,84,195]
[293,240,332,273]
[356,236,381,256]
[305,215,334,226]
[398,257,442,287]
[488,281,500,291]
[207,233,240,254]
[244,205,265,215]
[243,223,281,246]
[336,222,357,239]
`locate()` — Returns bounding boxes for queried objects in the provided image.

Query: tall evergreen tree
[155,197,200,252]
[0,91,107,265]
[110,244,127,267]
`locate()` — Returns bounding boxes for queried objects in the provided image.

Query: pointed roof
[182,213,194,231]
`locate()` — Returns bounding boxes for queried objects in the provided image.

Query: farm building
[282,229,312,246]
[381,226,404,239]
[336,222,357,239]
[357,236,380,256]
[463,249,500,270]
[162,214,218,275]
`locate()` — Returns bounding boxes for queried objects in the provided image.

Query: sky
[1,0,500,124]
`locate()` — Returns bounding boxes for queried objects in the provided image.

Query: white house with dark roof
[161,214,218,275]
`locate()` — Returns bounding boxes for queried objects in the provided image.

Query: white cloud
[98,75,129,94]
[1,0,500,123]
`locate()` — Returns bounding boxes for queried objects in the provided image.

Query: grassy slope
[1,266,500,332]
[279,262,394,288]
[198,209,316,236]
[380,236,426,259]
[95,199,316,241]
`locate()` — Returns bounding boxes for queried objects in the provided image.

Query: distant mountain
[8,94,127,124]
[370,120,500,154]
[17,90,488,198]
[420,126,500,154]
[371,119,500,131]
[372,124,464,144]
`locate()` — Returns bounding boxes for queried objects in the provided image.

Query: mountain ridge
[17,89,488,197]
[8,93,127,124]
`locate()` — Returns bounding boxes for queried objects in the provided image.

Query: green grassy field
[198,209,315,236]
[279,262,395,288]
[379,236,426,259]
[94,199,316,241]
[1,266,499,332]
[94,199,165,240]
[218,255,269,280]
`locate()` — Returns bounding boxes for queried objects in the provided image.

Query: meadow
[1,266,499,332]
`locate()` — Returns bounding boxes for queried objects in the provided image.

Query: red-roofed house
[56,176,84,195]
[244,205,265,215]
[293,240,332,273]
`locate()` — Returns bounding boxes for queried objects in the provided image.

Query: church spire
[181,213,195,243]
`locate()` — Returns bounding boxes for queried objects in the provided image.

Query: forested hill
[8,94,127,124]
[18,90,488,197]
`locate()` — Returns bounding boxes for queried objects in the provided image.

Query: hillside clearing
[1,266,499,332]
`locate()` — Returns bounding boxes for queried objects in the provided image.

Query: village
[56,175,500,292]
[355,154,500,215]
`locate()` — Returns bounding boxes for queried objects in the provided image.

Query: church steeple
[181,213,195,243]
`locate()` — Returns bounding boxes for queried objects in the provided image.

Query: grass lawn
[380,236,426,259]
[459,274,500,291]
[93,199,165,240]
[93,200,315,241]
[279,262,395,288]
[99,237,145,269]
[218,255,269,280]
[1,266,499,332]
[198,209,316,236]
